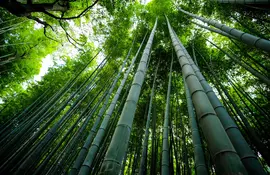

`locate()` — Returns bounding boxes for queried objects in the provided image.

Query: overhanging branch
[43,0,99,20]
[27,15,54,30]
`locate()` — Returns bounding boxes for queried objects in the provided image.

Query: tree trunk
[0,51,103,174]
[161,53,173,175]
[76,36,145,175]
[72,44,131,175]
[98,18,158,175]
[177,7,270,52]
[229,39,270,73]
[0,1,67,17]
[208,40,270,86]
[51,88,109,174]
[150,103,157,175]
[139,59,159,175]
[183,45,266,175]
[216,80,270,166]
[191,21,237,40]
[184,80,208,175]
[33,86,110,175]
[166,16,247,175]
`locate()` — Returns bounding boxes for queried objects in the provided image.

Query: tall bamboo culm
[139,59,159,175]
[207,39,270,86]
[76,33,148,175]
[98,18,158,175]
[181,43,266,174]
[161,53,173,175]
[166,16,247,175]
[184,79,208,175]
[177,7,270,52]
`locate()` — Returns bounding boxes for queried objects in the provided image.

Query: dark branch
[43,27,62,44]
[26,15,61,44]
[43,0,99,20]
[59,21,84,52]
[27,15,54,30]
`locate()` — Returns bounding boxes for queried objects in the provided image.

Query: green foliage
[0,0,269,174]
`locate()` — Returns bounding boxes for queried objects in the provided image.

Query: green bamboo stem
[76,34,147,175]
[174,87,183,174]
[184,45,266,174]
[207,39,270,86]
[177,6,270,52]
[33,84,111,175]
[229,39,270,73]
[150,102,157,175]
[51,86,110,174]
[71,46,133,175]
[191,20,238,40]
[139,59,159,175]
[216,80,270,166]
[184,79,209,175]
[229,78,270,121]
[230,14,267,40]
[0,51,101,158]
[166,16,247,175]
[161,53,173,175]
[171,78,181,175]
[98,18,158,175]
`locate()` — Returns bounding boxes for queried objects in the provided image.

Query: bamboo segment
[191,21,237,40]
[166,16,247,175]
[98,18,158,175]
[161,54,173,175]
[177,7,270,52]
[69,39,135,175]
[139,59,159,175]
[216,79,270,167]
[207,39,270,86]
[184,79,209,175]
[181,43,266,174]
[76,33,148,175]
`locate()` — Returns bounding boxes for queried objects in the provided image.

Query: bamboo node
[213,149,237,161]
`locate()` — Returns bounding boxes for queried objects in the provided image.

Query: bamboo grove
[0,0,270,174]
